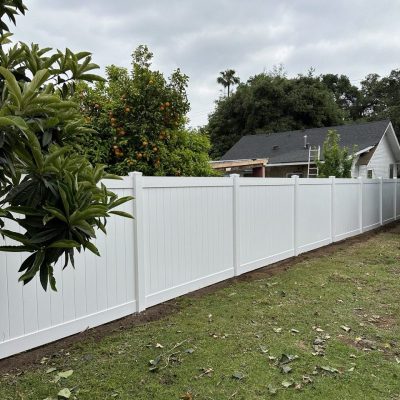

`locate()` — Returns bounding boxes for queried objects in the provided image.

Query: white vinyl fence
[1,174,398,359]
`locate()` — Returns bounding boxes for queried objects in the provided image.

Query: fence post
[393,177,397,221]
[330,176,335,242]
[379,177,383,226]
[292,175,299,256]
[130,171,146,312]
[231,174,240,276]
[358,177,363,233]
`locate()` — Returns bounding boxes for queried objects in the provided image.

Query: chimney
[303,135,308,149]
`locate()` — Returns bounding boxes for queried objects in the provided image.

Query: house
[210,158,268,177]
[219,120,400,178]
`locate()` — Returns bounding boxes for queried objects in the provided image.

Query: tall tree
[0,1,132,290]
[208,73,345,158]
[321,73,362,120]
[217,69,240,97]
[77,45,216,177]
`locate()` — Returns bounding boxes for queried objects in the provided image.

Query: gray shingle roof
[220,120,391,164]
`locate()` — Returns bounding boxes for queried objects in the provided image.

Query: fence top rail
[102,176,133,189]
[238,177,294,186]
[101,175,399,190]
[298,178,331,185]
[142,176,233,188]
[363,179,382,184]
[334,178,361,184]
[383,178,398,183]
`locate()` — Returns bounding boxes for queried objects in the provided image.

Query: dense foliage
[208,73,345,158]
[0,1,132,290]
[316,130,354,178]
[77,46,216,177]
[208,68,400,159]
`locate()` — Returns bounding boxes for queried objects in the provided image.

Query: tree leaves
[0,5,133,290]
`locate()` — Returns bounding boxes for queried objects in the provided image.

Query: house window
[367,170,373,179]
[389,164,394,179]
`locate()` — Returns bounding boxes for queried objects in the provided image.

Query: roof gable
[220,120,392,164]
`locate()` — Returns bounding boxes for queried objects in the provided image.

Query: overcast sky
[12,0,400,127]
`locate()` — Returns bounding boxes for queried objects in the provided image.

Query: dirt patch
[353,310,397,330]
[0,301,180,374]
[1,221,399,374]
[338,335,378,351]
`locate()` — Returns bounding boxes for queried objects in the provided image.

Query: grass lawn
[1,227,400,399]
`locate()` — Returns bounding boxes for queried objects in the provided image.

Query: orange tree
[78,45,216,176]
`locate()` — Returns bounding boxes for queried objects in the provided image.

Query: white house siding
[359,165,368,179]
[367,132,397,178]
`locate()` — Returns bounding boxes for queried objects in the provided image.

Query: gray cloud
[11,0,400,126]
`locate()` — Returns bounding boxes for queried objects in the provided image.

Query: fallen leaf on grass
[267,384,277,394]
[315,365,339,374]
[46,367,57,374]
[180,392,193,400]
[259,345,269,354]
[57,370,73,379]
[232,371,245,380]
[278,354,299,365]
[340,325,351,332]
[281,365,292,374]
[57,388,71,399]
[149,356,161,372]
[155,343,164,349]
[273,328,282,333]
[281,380,294,388]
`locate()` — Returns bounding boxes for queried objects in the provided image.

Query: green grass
[2,228,400,399]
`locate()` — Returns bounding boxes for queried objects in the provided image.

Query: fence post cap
[129,171,143,177]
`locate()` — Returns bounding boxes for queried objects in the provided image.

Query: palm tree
[217,69,240,97]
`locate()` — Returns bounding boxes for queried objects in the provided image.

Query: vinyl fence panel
[296,179,332,253]
[382,179,396,223]
[238,178,295,274]
[362,180,381,231]
[1,174,398,359]
[141,177,234,307]
[333,179,361,241]
[0,178,136,359]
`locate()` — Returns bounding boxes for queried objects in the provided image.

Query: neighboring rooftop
[221,120,391,164]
